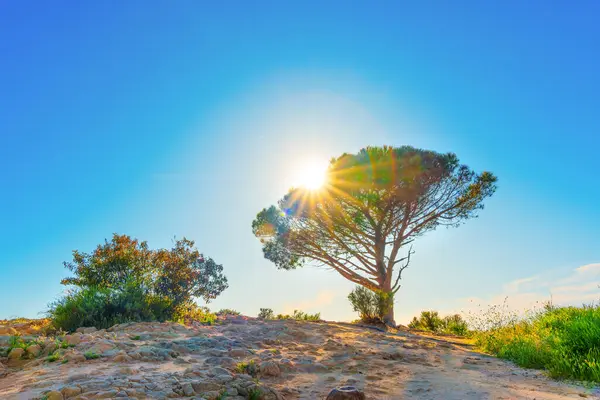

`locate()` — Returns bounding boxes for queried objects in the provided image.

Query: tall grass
[473,303,600,382]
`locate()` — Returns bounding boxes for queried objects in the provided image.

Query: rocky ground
[0,317,598,399]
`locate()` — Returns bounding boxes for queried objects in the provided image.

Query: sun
[296,161,328,190]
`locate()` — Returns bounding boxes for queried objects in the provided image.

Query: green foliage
[474,304,600,382]
[175,305,216,325]
[409,311,443,332]
[252,146,497,324]
[215,390,228,400]
[9,334,26,350]
[348,286,393,323]
[7,335,44,356]
[84,351,100,360]
[59,339,75,349]
[236,360,258,377]
[273,310,321,321]
[130,335,141,341]
[247,388,261,400]
[216,308,241,316]
[408,311,468,336]
[258,308,274,320]
[46,353,60,362]
[52,234,228,331]
[48,283,173,332]
[441,314,469,336]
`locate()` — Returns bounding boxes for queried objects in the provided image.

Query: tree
[252,146,497,325]
[62,234,228,312]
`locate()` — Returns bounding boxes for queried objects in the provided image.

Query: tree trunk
[382,296,396,327]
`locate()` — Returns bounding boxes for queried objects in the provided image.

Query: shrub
[176,305,216,325]
[290,310,321,321]
[442,314,469,336]
[274,310,321,321]
[258,308,275,320]
[51,234,228,331]
[248,387,261,400]
[236,360,258,376]
[348,286,392,324]
[217,309,241,316]
[48,283,173,332]
[473,304,600,382]
[409,310,443,332]
[84,351,100,360]
[408,311,468,336]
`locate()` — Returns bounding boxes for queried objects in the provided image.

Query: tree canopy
[62,234,228,305]
[252,145,497,324]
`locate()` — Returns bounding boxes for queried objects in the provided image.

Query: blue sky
[1,1,599,323]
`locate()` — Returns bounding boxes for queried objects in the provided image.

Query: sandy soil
[0,318,598,399]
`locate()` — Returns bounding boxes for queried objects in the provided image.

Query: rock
[297,361,328,373]
[8,347,24,359]
[64,334,81,346]
[278,358,294,371]
[76,327,97,334]
[202,391,221,400]
[0,326,19,335]
[64,351,86,363]
[181,382,194,396]
[210,367,231,376]
[113,352,133,362]
[260,361,281,377]
[192,380,223,393]
[61,385,82,398]
[0,362,7,377]
[204,356,236,368]
[45,391,64,400]
[228,348,248,357]
[87,340,116,355]
[27,344,42,357]
[326,386,366,400]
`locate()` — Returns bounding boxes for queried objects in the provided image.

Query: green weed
[84,351,100,360]
[473,303,600,382]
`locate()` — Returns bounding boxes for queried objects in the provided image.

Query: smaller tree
[61,234,228,316]
[258,308,275,319]
[348,286,393,324]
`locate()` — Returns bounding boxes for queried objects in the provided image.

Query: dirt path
[1,319,597,399]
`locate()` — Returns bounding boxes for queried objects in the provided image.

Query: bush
[408,311,468,336]
[288,310,321,321]
[51,234,228,331]
[236,360,258,376]
[258,308,275,320]
[216,309,241,316]
[48,283,173,332]
[257,308,320,321]
[347,286,393,324]
[175,305,216,325]
[409,310,443,332]
[442,314,469,336]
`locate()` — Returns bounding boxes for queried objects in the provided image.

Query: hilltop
[0,316,595,399]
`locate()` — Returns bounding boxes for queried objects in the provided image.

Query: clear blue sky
[1,1,599,323]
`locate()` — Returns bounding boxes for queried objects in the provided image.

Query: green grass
[474,304,600,382]
[84,351,100,360]
[247,388,261,400]
[276,310,321,321]
[46,353,60,363]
